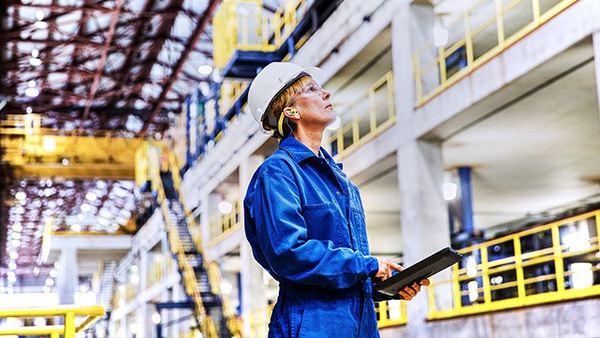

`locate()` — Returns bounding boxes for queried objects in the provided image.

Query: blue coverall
[244,137,382,337]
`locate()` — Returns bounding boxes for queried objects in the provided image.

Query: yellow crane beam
[1,115,142,180]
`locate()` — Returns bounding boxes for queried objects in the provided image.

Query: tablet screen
[373,247,463,297]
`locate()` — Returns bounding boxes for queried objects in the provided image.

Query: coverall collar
[280,136,342,170]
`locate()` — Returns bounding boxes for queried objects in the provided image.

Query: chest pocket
[302,202,352,247]
[348,184,369,253]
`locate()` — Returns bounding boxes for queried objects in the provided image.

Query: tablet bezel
[373,246,463,297]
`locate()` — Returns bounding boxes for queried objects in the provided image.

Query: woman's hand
[373,257,430,300]
[398,279,430,301]
[372,257,403,283]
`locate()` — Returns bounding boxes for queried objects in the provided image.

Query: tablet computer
[373,246,463,297]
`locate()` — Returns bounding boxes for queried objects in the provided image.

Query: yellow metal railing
[376,300,408,328]
[212,0,309,69]
[207,260,243,337]
[209,200,242,245]
[142,142,243,337]
[413,0,578,106]
[112,285,123,310]
[0,305,104,338]
[327,71,395,159]
[219,79,251,118]
[125,283,136,302]
[146,259,163,288]
[247,298,407,335]
[149,150,217,336]
[428,209,600,320]
[248,304,272,338]
[160,194,218,337]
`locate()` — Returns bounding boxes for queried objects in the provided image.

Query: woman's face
[290,79,336,128]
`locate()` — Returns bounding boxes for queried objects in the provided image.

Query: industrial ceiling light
[218,199,233,214]
[152,312,161,325]
[34,10,48,29]
[29,58,42,66]
[25,80,39,97]
[197,64,213,75]
[443,171,458,201]
[433,18,449,47]
[30,49,42,66]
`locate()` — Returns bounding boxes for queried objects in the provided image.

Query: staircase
[154,153,241,338]
[91,260,117,338]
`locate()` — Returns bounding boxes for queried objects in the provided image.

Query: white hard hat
[248,62,323,132]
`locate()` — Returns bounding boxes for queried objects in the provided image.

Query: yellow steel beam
[1,133,143,180]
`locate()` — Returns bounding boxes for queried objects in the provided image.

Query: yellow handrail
[0,305,105,338]
[247,299,407,334]
[212,0,308,69]
[139,142,243,337]
[208,200,242,245]
[428,209,600,320]
[413,0,578,107]
[376,300,408,328]
[327,70,395,159]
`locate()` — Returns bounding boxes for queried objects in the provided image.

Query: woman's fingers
[398,280,429,300]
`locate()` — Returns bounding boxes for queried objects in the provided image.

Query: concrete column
[138,251,152,338]
[119,316,127,337]
[199,190,212,249]
[392,3,454,330]
[397,139,452,332]
[140,249,147,293]
[593,30,600,116]
[239,154,267,335]
[57,246,78,304]
[392,2,436,118]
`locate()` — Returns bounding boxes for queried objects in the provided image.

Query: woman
[244,62,428,337]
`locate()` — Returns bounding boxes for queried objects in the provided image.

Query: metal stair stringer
[90,260,117,338]
[152,150,242,338]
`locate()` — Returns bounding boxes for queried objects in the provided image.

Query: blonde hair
[265,75,313,139]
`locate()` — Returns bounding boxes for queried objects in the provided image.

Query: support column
[239,154,267,335]
[397,139,452,331]
[138,251,153,338]
[593,31,600,116]
[392,3,456,331]
[57,246,78,305]
[458,166,474,235]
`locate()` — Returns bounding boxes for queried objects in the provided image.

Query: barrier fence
[428,209,600,319]
[0,305,104,338]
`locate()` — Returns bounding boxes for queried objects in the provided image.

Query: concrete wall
[381,298,600,337]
